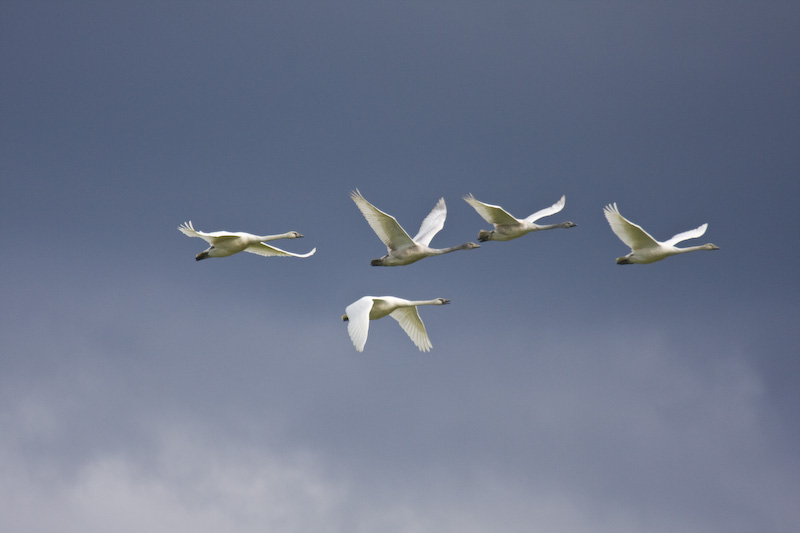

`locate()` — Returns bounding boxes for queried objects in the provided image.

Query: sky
[2,1,799,531]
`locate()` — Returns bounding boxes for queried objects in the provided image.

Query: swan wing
[350,190,415,251]
[178,221,238,244]
[244,243,317,258]
[413,197,447,246]
[178,221,201,237]
[664,223,708,246]
[523,195,566,223]
[463,194,519,225]
[603,203,659,250]
[345,297,374,352]
[389,306,432,352]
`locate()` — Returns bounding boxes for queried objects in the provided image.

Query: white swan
[603,203,719,264]
[350,190,479,266]
[463,193,576,241]
[178,221,316,261]
[342,296,450,352]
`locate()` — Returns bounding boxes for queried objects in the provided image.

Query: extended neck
[534,221,575,231]
[431,242,479,255]
[259,231,299,242]
[674,243,719,254]
[409,298,449,307]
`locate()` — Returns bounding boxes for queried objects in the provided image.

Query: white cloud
[0,427,346,533]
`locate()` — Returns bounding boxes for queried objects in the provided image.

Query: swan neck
[259,232,293,242]
[537,223,569,230]
[675,244,712,254]
[435,243,473,254]
[431,247,456,255]
[408,299,442,306]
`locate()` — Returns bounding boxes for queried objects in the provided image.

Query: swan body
[603,203,719,264]
[350,190,479,266]
[342,296,450,352]
[463,194,576,242]
[178,221,316,260]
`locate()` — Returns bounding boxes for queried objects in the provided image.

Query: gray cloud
[2,273,796,532]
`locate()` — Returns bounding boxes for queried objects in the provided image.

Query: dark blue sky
[2,2,799,531]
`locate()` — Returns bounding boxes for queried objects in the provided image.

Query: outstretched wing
[603,203,660,250]
[389,306,432,352]
[524,195,566,223]
[345,297,374,352]
[178,221,212,241]
[463,194,519,225]
[412,198,447,247]
[664,223,708,246]
[244,243,316,258]
[178,221,238,244]
[350,190,415,252]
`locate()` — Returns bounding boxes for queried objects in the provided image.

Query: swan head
[705,243,720,250]
[477,230,493,242]
[562,221,577,228]
[436,298,451,305]
[287,231,304,239]
[341,314,349,322]
[462,242,481,249]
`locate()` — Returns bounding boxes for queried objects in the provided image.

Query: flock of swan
[180,190,719,352]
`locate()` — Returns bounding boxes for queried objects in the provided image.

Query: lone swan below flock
[342,296,451,352]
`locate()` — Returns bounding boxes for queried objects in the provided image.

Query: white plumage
[463,194,576,241]
[342,296,451,352]
[178,221,316,260]
[603,203,719,264]
[350,190,479,266]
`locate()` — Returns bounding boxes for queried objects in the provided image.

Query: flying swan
[342,296,451,352]
[463,193,576,241]
[178,221,316,260]
[350,189,479,266]
[603,203,719,264]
